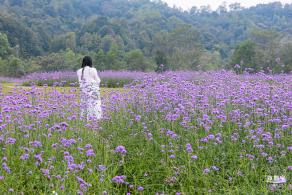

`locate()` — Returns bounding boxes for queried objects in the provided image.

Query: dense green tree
[65,32,77,52]
[101,35,116,53]
[0,32,10,58]
[50,35,67,52]
[104,50,117,70]
[230,40,259,72]
[79,33,101,52]
[7,57,25,77]
[0,57,6,75]
[155,50,168,72]
[125,49,146,71]
[153,25,202,70]
[95,49,106,70]
[250,29,281,71]
[280,42,292,73]
[199,51,223,71]
[0,17,43,57]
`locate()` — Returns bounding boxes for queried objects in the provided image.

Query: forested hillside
[0,0,292,76]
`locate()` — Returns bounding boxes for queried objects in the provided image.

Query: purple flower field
[23,70,150,81]
[0,71,291,194]
[1,70,208,83]
[1,71,148,82]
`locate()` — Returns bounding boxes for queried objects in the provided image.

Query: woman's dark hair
[82,56,93,68]
[81,56,93,80]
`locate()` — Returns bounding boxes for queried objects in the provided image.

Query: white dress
[77,67,102,120]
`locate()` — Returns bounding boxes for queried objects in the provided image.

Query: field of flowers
[1,70,204,88]
[0,71,291,194]
[21,71,150,88]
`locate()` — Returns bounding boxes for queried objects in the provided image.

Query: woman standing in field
[77,56,102,120]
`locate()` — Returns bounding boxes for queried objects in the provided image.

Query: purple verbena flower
[114,146,127,154]
[29,140,42,147]
[98,165,107,171]
[203,168,210,174]
[2,163,11,173]
[112,175,126,184]
[34,153,43,163]
[20,154,29,161]
[186,143,193,153]
[5,138,16,145]
[191,155,198,160]
[86,149,95,157]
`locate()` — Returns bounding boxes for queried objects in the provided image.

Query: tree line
[0,0,292,76]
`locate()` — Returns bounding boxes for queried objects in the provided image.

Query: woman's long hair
[81,56,93,80]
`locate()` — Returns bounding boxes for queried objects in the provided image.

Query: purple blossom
[34,153,43,163]
[98,165,107,171]
[234,64,241,69]
[135,115,141,122]
[60,138,76,148]
[208,134,215,140]
[29,140,42,147]
[211,166,220,171]
[20,154,29,161]
[2,163,11,173]
[112,175,126,184]
[261,152,268,157]
[203,168,210,174]
[191,155,198,160]
[85,144,92,149]
[68,163,77,171]
[5,138,16,145]
[51,143,58,148]
[147,132,153,140]
[114,145,127,154]
[56,175,62,180]
[88,168,93,174]
[267,156,273,163]
[186,143,193,153]
[41,168,50,176]
[77,147,84,151]
[166,130,178,139]
[76,176,91,191]
[86,149,95,157]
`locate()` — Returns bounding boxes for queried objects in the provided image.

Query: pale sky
[162,0,292,10]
